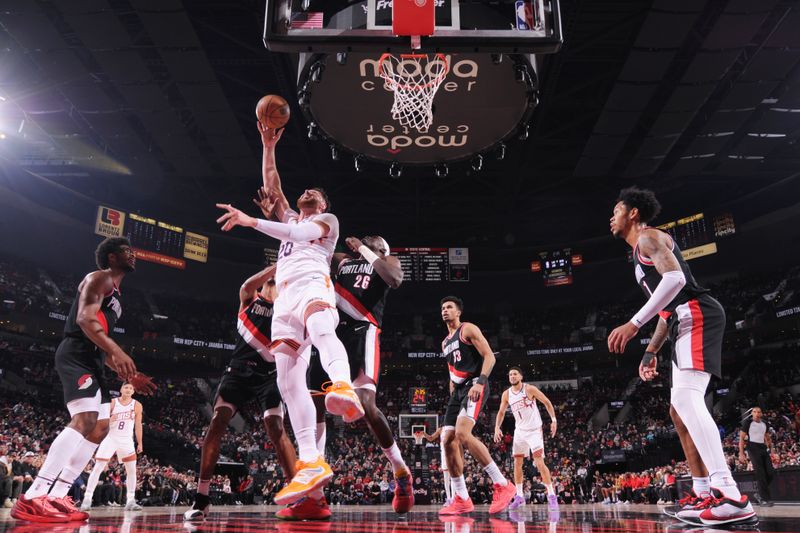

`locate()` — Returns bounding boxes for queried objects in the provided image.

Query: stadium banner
[682,242,717,261]
[601,449,626,463]
[173,337,235,350]
[776,306,800,319]
[184,232,209,263]
[408,351,444,359]
[133,248,186,270]
[526,343,594,356]
[94,205,126,238]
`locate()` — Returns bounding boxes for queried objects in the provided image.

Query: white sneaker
[125,500,143,511]
[698,491,757,526]
[80,500,92,512]
[184,502,210,522]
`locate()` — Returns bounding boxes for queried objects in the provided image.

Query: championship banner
[133,248,186,270]
[94,206,126,238]
[184,232,209,263]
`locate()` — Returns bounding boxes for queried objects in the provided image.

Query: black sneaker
[183,494,211,522]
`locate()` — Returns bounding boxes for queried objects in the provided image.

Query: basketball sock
[25,427,85,498]
[545,483,555,496]
[692,476,711,497]
[516,483,524,497]
[49,437,99,498]
[275,352,318,463]
[124,461,137,502]
[443,470,452,501]
[197,479,211,496]
[484,462,508,486]
[84,459,108,503]
[305,310,352,384]
[382,443,408,473]
[316,422,327,456]
[451,475,469,500]
[671,384,740,498]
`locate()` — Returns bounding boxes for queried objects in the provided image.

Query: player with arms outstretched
[11,238,155,523]
[184,264,297,521]
[214,124,364,505]
[608,187,755,526]
[438,296,516,515]
[81,383,144,511]
[494,367,558,510]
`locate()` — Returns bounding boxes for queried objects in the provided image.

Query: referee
[739,407,775,506]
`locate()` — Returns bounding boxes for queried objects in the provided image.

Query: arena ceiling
[1,0,799,265]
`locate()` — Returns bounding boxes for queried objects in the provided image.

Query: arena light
[435,163,449,178]
[389,162,402,179]
[496,143,506,160]
[329,144,339,161]
[307,122,319,141]
[354,154,364,172]
[471,154,483,172]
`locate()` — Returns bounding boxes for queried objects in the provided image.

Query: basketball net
[413,430,425,446]
[379,53,448,132]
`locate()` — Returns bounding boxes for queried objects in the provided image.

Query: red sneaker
[438,495,475,515]
[392,469,415,514]
[48,496,89,521]
[10,495,71,523]
[489,481,517,514]
[275,496,332,521]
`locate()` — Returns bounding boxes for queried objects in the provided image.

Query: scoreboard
[127,214,185,258]
[655,212,736,261]
[390,247,469,282]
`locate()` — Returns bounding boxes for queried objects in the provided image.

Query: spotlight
[515,65,531,85]
[354,155,364,172]
[389,162,402,179]
[471,154,483,172]
[491,54,503,65]
[297,91,310,109]
[301,0,311,11]
[330,144,339,161]
[435,164,449,178]
[307,122,319,141]
[495,143,506,160]
[518,124,530,141]
[310,62,325,83]
[336,52,348,65]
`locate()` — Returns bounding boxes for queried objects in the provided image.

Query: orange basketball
[256,95,290,129]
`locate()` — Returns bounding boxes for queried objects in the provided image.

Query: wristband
[476,374,488,386]
[641,351,657,366]
[359,245,380,265]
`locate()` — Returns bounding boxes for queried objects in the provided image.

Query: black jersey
[334,257,390,328]
[64,282,122,342]
[442,323,483,385]
[232,294,275,368]
[633,230,709,318]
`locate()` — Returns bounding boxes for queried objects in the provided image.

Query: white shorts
[271,275,338,355]
[513,427,544,457]
[66,390,111,420]
[95,434,136,461]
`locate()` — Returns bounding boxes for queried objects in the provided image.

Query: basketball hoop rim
[378,52,449,91]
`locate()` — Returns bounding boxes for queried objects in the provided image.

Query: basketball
[256,95,290,129]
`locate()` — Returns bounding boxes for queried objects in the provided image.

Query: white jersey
[508,385,542,431]
[275,209,339,286]
[109,398,137,439]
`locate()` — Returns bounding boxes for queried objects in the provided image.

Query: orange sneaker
[48,496,89,521]
[274,456,334,505]
[392,469,415,514]
[489,481,517,514]
[276,496,332,521]
[10,495,71,523]
[439,495,474,515]
[321,381,365,422]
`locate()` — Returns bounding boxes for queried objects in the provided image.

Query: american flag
[290,12,324,29]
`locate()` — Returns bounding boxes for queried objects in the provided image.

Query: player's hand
[216,204,257,231]
[608,322,639,353]
[494,427,503,443]
[257,121,283,148]
[639,355,659,381]
[129,372,157,396]
[739,452,747,464]
[468,383,484,402]
[345,236,362,253]
[108,349,137,380]
[253,187,279,219]
[424,433,436,443]
[550,420,558,438]
[137,444,143,454]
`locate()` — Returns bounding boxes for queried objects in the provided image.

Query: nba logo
[515,0,534,30]
[101,208,122,227]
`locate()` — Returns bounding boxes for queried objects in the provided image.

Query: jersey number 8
[118,421,125,431]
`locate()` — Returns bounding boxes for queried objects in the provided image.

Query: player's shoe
[663,489,701,518]
[79,499,92,512]
[547,493,559,511]
[698,491,757,526]
[676,489,723,525]
[125,500,143,511]
[47,497,89,521]
[275,456,334,505]
[489,481,517,514]
[508,495,525,510]
[438,495,475,515]
[322,381,365,422]
[275,496,332,521]
[10,495,72,523]
[183,494,211,522]
[392,469,414,513]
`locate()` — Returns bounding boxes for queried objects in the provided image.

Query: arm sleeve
[254,218,325,243]
[630,270,686,328]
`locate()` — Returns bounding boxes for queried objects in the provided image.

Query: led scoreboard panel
[127,214,185,258]
[655,212,735,261]
[390,247,469,282]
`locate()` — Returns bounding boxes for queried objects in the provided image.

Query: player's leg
[533,452,558,509]
[509,454,526,509]
[439,389,474,515]
[440,435,453,504]
[307,347,328,456]
[264,408,297,481]
[81,434,116,510]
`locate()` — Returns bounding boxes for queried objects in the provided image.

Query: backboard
[264,0,562,54]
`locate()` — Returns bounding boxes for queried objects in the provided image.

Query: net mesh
[379,53,448,132]
[413,431,425,445]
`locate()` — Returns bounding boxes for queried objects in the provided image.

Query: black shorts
[214,358,282,415]
[55,337,111,405]
[668,294,724,379]
[443,378,488,427]
[307,319,382,390]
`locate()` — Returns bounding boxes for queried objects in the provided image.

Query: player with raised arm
[81,383,144,511]
[214,123,364,505]
[184,264,298,521]
[608,187,755,526]
[438,296,516,515]
[11,238,155,523]
[494,367,558,511]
